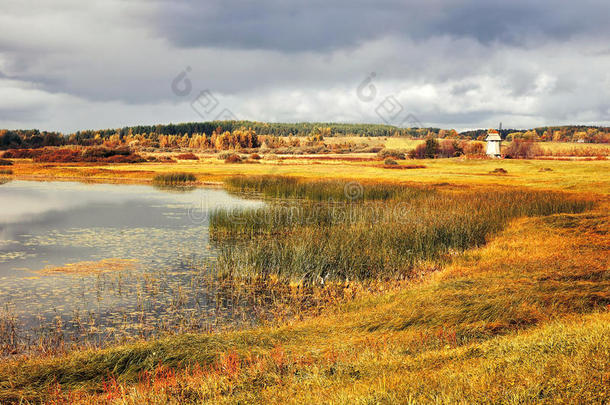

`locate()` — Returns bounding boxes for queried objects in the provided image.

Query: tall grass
[214,178,593,283]
[152,172,197,186]
[225,175,433,201]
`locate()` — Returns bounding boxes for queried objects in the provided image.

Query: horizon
[3,120,609,136]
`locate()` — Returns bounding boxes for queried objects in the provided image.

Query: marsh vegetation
[152,172,197,186]
[214,176,593,283]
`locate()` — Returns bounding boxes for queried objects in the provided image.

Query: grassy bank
[213,178,593,282]
[1,204,607,403]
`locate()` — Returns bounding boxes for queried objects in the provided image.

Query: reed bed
[225,175,434,201]
[152,172,196,186]
[214,178,593,283]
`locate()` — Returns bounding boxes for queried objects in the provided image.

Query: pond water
[0,180,263,348]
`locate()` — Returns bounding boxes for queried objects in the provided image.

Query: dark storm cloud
[154,0,610,51]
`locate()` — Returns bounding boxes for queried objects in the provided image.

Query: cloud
[0,0,609,131]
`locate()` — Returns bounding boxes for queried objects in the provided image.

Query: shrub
[503,140,542,159]
[439,139,463,158]
[364,146,384,153]
[463,141,486,157]
[176,153,199,160]
[104,154,145,163]
[384,158,398,165]
[377,149,406,160]
[1,149,43,159]
[0,169,12,175]
[0,159,13,166]
[249,153,262,160]
[224,154,243,164]
[490,168,508,174]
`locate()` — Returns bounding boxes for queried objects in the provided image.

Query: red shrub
[33,148,81,162]
[2,149,43,159]
[224,154,242,163]
[104,154,145,163]
[175,153,199,160]
[503,140,542,159]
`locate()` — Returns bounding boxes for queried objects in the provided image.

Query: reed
[224,175,434,201]
[152,172,197,186]
[213,179,593,283]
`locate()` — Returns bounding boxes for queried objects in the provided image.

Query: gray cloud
[0,0,609,132]
[153,0,610,51]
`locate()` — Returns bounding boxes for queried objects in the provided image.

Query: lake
[0,180,263,349]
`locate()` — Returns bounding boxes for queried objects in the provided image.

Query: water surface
[0,180,262,346]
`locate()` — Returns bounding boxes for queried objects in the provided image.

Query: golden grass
[540,141,610,155]
[1,201,607,403]
[1,151,608,403]
[35,259,138,276]
[7,156,610,194]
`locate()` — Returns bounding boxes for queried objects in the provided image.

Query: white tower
[485,130,502,157]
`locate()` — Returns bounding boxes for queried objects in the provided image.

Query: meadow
[0,151,608,403]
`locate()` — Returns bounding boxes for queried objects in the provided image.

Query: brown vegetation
[175,152,199,160]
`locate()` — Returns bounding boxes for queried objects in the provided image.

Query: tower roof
[486,131,501,141]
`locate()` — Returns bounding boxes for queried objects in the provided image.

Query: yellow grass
[1,151,609,403]
[1,201,607,403]
[540,141,610,154]
[8,156,609,194]
[35,258,138,276]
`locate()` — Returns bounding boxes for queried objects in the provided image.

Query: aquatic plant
[152,172,197,186]
[214,177,593,283]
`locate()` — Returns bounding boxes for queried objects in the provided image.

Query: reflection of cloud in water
[0,180,264,345]
[0,180,261,225]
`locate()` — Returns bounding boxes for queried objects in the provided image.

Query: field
[0,151,608,403]
[5,151,609,193]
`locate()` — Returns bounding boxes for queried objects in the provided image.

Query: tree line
[1,122,608,150]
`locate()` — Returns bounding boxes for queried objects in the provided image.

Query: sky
[1,0,609,133]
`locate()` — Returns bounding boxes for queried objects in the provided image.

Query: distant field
[539,142,610,156]
[7,155,610,194]
[322,137,610,156]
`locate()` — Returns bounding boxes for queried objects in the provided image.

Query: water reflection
[0,181,263,350]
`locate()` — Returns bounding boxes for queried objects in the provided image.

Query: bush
[1,149,43,159]
[439,139,463,158]
[384,158,398,165]
[0,169,12,175]
[490,168,508,174]
[175,153,199,160]
[462,141,486,157]
[0,159,13,166]
[249,153,262,160]
[377,149,406,160]
[224,154,243,164]
[504,140,542,159]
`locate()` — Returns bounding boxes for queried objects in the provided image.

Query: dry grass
[35,259,138,276]
[0,201,607,403]
[6,155,610,194]
[1,152,608,403]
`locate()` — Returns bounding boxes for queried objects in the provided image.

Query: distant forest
[0,121,608,150]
